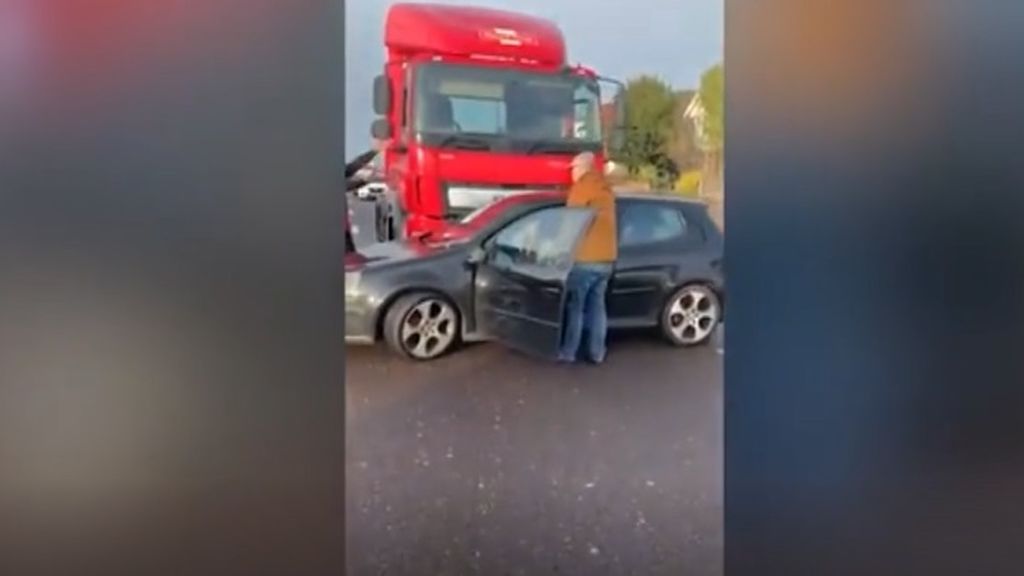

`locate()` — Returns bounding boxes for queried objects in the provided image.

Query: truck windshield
[412,62,603,154]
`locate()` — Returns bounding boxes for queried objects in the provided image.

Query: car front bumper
[345,293,377,344]
[345,270,379,344]
[345,332,374,345]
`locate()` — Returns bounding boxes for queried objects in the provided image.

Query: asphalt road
[345,200,723,575]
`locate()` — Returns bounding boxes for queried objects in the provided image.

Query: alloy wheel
[398,298,457,359]
[666,285,720,345]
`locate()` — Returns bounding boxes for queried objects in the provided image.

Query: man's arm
[344,149,377,179]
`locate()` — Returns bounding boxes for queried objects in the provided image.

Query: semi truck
[365,2,626,242]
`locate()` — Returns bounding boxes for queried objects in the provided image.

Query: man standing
[559,152,618,364]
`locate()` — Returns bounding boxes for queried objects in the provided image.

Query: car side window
[618,203,687,247]
[490,206,592,269]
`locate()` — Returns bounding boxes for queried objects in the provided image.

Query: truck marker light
[478,27,538,47]
[470,54,514,63]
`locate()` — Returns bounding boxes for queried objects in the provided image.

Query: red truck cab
[369,2,625,240]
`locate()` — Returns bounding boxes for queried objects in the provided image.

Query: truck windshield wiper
[437,134,491,151]
[525,141,581,155]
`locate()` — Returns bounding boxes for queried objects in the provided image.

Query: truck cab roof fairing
[385,3,566,67]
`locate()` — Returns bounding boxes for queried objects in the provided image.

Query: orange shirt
[566,170,618,263]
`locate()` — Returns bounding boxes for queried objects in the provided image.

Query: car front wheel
[661,283,721,347]
[383,292,460,361]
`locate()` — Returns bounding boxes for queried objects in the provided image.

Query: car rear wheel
[661,284,721,347]
[383,292,460,360]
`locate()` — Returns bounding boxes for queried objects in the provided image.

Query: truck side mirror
[598,77,628,155]
[370,118,391,140]
[372,75,391,116]
[614,88,627,129]
[608,127,626,154]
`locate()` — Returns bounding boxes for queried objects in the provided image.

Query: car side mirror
[466,246,487,267]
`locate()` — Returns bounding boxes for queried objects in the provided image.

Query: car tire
[383,292,461,361]
[660,283,721,347]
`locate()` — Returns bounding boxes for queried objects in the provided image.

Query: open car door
[472,206,596,359]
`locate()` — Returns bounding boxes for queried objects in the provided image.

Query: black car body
[345,193,724,360]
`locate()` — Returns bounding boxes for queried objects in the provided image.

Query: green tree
[620,75,677,181]
[696,63,724,198]
[668,89,702,173]
[697,63,723,151]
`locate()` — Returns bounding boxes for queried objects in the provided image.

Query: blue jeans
[558,262,613,363]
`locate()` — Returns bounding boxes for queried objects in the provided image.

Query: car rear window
[618,203,688,246]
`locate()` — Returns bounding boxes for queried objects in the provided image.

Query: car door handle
[541,286,560,295]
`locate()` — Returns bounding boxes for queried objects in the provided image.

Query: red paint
[428,190,566,242]
[385,3,565,67]
[345,190,564,266]
[374,3,621,239]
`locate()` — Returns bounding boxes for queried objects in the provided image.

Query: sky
[345,0,723,151]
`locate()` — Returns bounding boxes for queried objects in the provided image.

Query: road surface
[345,200,724,575]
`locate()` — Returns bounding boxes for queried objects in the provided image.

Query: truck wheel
[373,207,389,242]
[383,292,460,361]
[383,188,407,241]
[372,195,403,242]
[387,199,405,241]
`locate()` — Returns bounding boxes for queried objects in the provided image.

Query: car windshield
[413,62,602,154]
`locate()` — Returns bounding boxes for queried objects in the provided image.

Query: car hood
[344,239,461,270]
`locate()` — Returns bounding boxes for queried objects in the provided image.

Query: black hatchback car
[345,192,724,361]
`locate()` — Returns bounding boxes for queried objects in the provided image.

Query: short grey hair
[570,152,595,181]
[571,151,595,171]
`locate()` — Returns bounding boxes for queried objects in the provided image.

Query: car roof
[500,190,566,204]
[482,188,703,205]
[457,190,565,225]
[459,189,704,229]
[497,190,705,205]
[612,190,708,206]
[436,188,713,244]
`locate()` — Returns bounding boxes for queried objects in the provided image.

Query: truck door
[472,206,595,359]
